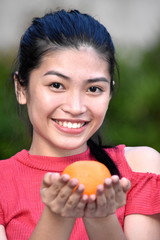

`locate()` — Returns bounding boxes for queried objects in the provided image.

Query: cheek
[26,93,50,122]
[95,110,107,125]
[90,106,108,132]
[93,97,110,117]
[28,88,52,109]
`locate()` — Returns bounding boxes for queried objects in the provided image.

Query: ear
[14,72,27,105]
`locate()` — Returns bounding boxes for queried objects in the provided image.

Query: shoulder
[0,150,23,172]
[124,146,160,174]
[0,225,7,240]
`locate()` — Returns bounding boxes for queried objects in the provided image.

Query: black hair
[14,9,120,176]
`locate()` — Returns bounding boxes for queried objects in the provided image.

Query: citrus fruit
[62,160,111,195]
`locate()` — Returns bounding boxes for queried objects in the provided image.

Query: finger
[64,184,85,210]
[75,194,88,217]
[55,178,79,207]
[48,174,70,196]
[120,177,131,193]
[104,177,115,198]
[96,185,107,215]
[104,178,116,213]
[111,176,128,208]
[111,175,123,196]
[85,195,96,217]
[41,173,71,203]
[48,178,79,213]
[63,185,88,217]
[41,173,61,200]
[42,172,60,188]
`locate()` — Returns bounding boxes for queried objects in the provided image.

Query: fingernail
[104,178,112,185]
[61,174,70,181]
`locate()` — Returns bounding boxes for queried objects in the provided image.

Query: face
[17,47,111,157]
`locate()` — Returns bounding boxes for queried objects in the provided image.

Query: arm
[84,147,160,240]
[84,215,126,240]
[125,146,160,174]
[84,213,160,240]
[0,225,7,240]
[83,176,130,240]
[123,146,160,240]
[29,206,75,240]
[124,214,160,240]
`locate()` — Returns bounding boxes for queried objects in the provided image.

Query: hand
[84,175,130,218]
[40,172,88,218]
[40,173,130,219]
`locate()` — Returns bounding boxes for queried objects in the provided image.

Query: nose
[61,92,87,116]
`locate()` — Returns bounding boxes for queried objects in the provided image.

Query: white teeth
[67,122,72,128]
[56,120,84,129]
[58,121,63,126]
[72,123,79,128]
[63,121,68,127]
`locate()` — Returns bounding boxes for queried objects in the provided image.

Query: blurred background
[0,0,160,159]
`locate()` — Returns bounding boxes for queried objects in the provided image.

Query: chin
[57,142,87,152]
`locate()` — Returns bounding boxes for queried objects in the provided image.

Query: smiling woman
[0,9,160,240]
[19,48,112,157]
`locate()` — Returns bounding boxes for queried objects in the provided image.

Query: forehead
[38,46,110,78]
[43,46,106,63]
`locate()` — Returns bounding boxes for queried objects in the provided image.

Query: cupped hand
[40,172,88,218]
[84,175,131,218]
[40,173,130,219]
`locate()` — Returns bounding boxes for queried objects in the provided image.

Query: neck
[29,137,88,157]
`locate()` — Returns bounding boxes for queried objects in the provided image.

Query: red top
[0,145,159,240]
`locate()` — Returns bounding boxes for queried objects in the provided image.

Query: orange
[62,160,111,195]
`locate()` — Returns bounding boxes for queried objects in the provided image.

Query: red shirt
[0,145,160,239]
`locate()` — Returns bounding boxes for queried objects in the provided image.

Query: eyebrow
[87,78,110,84]
[43,70,110,83]
[43,70,70,79]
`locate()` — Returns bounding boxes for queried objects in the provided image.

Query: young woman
[0,9,160,240]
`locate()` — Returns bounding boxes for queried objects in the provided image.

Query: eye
[49,82,64,90]
[87,86,103,94]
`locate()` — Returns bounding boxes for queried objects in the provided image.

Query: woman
[0,9,160,240]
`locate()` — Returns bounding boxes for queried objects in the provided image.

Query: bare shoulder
[124,146,160,174]
[0,225,7,240]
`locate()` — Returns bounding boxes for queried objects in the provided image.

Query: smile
[54,120,86,129]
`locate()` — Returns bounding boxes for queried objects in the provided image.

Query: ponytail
[87,137,120,176]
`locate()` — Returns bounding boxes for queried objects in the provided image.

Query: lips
[54,120,86,129]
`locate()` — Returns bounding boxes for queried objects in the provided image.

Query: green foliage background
[0,41,160,159]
